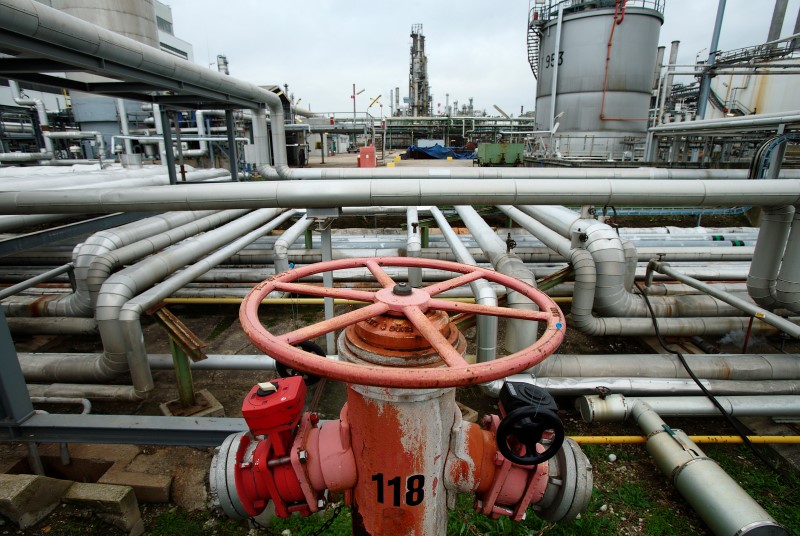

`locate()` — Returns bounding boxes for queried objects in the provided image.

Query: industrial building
[0,0,799,534]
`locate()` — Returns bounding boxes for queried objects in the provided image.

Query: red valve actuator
[242,376,306,437]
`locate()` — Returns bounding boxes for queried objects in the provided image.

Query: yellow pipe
[570,435,800,444]
[163,297,573,305]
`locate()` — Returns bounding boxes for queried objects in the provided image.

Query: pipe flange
[209,432,250,520]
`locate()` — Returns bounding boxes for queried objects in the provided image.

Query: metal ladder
[527,25,540,79]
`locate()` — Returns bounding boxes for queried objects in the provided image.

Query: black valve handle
[495,406,565,465]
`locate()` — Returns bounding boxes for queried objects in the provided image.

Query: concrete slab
[63,482,143,536]
[98,471,172,504]
[0,474,72,528]
[159,388,225,418]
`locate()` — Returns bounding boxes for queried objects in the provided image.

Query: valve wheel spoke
[403,305,469,368]
[423,270,486,297]
[364,259,396,288]
[273,281,377,303]
[279,302,390,345]
[428,299,553,322]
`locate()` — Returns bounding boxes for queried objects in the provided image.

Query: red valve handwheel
[240,257,565,388]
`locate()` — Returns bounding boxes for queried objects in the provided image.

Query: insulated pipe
[0,214,71,232]
[497,206,768,337]
[407,207,422,288]
[775,208,800,313]
[456,205,538,351]
[44,131,106,159]
[19,209,282,394]
[2,179,800,213]
[181,110,208,157]
[29,396,91,415]
[42,210,221,318]
[514,205,743,318]
[648,260,800,338]
[482,375,800,397]
[579,393,800,421]
[118,210,296,393]
[273,214,313,274]
[429,207,497,363]
[651,111,800,132]
[8,79,53,154]
[602,397,786,536]
[7,317,96,335]
[25,383,141,401]
[530,353,800,381]
[115,99,133,155]
[0,151,54,162]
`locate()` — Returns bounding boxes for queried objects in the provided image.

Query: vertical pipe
[697,0,727,120]
[429,207,497,363]
[160,107,178,186]
[791,6,800,50]
[115,99,133,155]
[768,0,789,42]
[321,225,335,354]
[169,339,195,406]
[407,206,423,288]
[225,110,239,181]
[665,41,680,109]
[653,46,666,90]
[549,5,564,133]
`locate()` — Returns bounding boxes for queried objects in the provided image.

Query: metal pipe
[115,99,133,155]
[0,263,72,300]
[406,207,422,288]
[25,383,141,402]
[775,208,800,313]
[29,396,91,415]
[648,260,800,338]
[7,317,96,335]
[530,353,800,380]
[579,393,800,421]
[481,375,800,397]
[44,131,106,159]
[118,209,295,395]
[456,205,537,350]
[650,111,800,133]
[429,207,497,363]
[748,206,793,309]
[8,79,53,154]
[696,0,727,120]
[603,396,785,536]
[273,214,313,274]
[3,178,800,213]
[570,435,800,445]
[43,210,222,318]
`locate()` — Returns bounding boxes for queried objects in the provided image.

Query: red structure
[210,257,592,534]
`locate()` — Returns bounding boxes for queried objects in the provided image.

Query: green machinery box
[476,143,524,166]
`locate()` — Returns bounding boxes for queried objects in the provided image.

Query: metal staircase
[527,25,541,79]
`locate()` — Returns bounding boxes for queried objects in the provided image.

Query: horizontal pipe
[1,178,800,213]
[578,394,800,421]
[569,436,800,444]
[481,375,800,397]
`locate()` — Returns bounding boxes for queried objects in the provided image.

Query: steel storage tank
[533,0,664,159]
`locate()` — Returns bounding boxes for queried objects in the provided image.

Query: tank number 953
[544,51,564,69]
[371,473,425,506]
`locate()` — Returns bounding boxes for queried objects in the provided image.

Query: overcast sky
[166,0,800,117]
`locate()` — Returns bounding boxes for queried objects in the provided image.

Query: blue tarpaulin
[402,144,475,160]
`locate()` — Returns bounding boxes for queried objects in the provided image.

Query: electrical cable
[633,281,780,473]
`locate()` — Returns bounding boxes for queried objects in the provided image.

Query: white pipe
[775,208,800,313]
[407,207,422,287]
[455,205,538,351]
[585,396,785,536]
[579,393,800,421]
[44,130,106,159]
[118,210,295,394]
[649,260,800,338]
[180,110,208,157]
[273,214,314,274]
[430,207,497,363]
[8,79,53,154]
[3,178,800,213]
[115,99,133,155]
